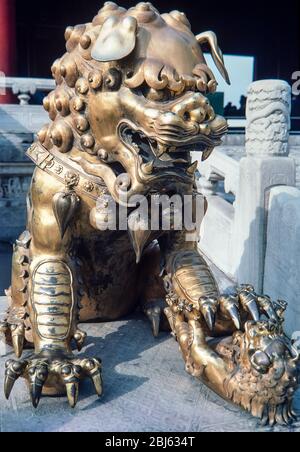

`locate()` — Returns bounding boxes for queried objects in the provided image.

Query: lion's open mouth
[118,121,219,178]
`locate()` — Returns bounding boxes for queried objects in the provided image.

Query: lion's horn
[196,31,231,85]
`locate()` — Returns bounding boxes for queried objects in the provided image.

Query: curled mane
[38,2,218,157]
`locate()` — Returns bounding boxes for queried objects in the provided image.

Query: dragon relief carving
[0,2,298,426]
[246,80,291,156]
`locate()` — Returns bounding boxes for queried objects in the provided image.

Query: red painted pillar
[0,0,16,103]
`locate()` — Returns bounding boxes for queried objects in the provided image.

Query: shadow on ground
[0,307,300,432]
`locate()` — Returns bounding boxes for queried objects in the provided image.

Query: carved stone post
[232,80,295,292]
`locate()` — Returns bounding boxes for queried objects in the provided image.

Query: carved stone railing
[0,163,34,208]
[196,148,240,197]
[263,186,300,336]
[0,77,55,105]
[233,80,295,292]
[0,163,34,242]
[199,79,296,291]
[198,80,300,334]
[0,102,49,242]
[196,148,239,275]
[0,77,55,241]
[0,78,53,171]
[0,104,49,135]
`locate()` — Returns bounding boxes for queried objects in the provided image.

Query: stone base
[0,296,299,432]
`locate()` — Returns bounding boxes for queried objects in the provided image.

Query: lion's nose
[171,92,215,124]
[157,111,184,127]
[154,111,199,136]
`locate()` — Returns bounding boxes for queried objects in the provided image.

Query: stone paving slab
[0,297,299,432]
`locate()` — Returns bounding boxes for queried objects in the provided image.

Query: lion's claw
[257,295,279,323]
[4,355,102,408]
[58,362,82,408]
[143,300,167,338]
[4,359,28,400]
[237,289,260,322]
[0,321,26,358]
[82,359,103,396]
[219,295,241,330]
[27,361,49,408]
[198,297,218,331]
[73,329,87,352]
[219,287,286,332]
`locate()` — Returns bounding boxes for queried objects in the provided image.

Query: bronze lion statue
[0,2,298,426]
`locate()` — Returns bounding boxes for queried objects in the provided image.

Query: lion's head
[219,319,299,425]
[38,2,229,202]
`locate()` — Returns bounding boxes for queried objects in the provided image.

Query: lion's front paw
[197,286,282,334]
[4,353,103,408]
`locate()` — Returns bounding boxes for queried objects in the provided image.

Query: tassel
[52,191,80,239]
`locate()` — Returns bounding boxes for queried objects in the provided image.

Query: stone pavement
[0,296,299,433]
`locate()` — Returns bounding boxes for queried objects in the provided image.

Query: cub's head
[222,319,299,425]
[39,2,230,201]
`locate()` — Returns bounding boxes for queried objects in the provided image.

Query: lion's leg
[160,231,298,426]
[162,242,229,384]
[162,239,242,337]
[3,169,102,408]
[138,242,169,337]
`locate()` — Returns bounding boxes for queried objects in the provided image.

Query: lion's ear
[91,15,138,62]
[196,31,231,85]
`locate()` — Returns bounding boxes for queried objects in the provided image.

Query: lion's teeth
[142,161,155,174]
[158,153,173,161]
[202,147,214,161]
[200,124,211,136]
[157,143,168,157]
[186,161,198,175]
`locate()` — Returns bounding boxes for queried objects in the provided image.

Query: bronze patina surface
[0,2,298,426]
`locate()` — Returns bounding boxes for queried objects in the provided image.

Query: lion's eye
[145,88,172,102]
[147,89,166,101]
[136,84,174,102]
